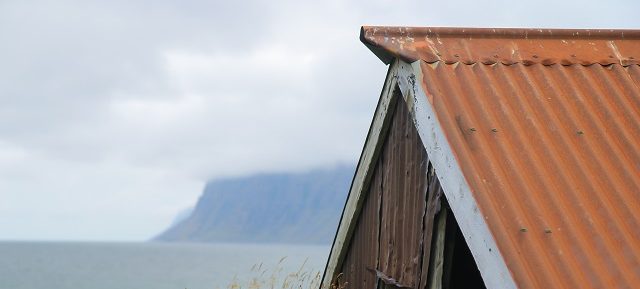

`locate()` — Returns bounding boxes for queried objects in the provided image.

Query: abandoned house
[321,27,640,289]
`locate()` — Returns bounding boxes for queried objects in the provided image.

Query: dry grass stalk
[220,257,323,289]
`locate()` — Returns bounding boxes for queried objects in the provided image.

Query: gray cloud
[0,0,638,240]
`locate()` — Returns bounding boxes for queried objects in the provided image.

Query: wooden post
[427,206,448,289]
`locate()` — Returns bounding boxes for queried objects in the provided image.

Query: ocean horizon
[0,241,330,289]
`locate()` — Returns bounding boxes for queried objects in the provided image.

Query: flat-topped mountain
[154,166,352,244]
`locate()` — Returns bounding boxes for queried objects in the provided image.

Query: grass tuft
[220,257,322,289]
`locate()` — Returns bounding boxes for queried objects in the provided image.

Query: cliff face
[154,166,352,244]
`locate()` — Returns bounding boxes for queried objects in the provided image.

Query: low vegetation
[220,257,322,289]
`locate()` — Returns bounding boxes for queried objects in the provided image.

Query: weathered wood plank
[321,60,401,288]
[427,206,448,289]
[418,167,441,289]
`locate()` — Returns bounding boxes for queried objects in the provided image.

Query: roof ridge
[362,26,640,39]
[422,60,640,67]
[361,26,640,66]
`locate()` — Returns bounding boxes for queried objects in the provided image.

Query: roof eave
[360,26,640,66]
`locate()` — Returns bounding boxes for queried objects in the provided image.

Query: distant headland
[154,165,353,244]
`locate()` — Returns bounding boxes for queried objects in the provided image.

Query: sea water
[0,241,329,289]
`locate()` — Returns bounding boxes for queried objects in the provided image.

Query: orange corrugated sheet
[362,27,640,289]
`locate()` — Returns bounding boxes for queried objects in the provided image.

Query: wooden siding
[338,94,441,288]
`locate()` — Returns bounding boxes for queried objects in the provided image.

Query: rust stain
[359,26,640,289]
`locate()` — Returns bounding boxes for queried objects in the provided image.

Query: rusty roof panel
[362,26,640,289]
[419,61,640,289]
[361,26,640,66]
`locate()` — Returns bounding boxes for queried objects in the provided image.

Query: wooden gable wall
[337,94,445,289]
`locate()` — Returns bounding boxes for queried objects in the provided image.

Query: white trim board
[397,60,517,289]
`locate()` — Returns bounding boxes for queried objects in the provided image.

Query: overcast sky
[0,0,638,241]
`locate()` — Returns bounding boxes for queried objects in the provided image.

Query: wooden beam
[418,165,440,289]
[427,206,448,289]
[442,211,458,289]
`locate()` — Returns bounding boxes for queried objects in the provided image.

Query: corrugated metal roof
[361,26,640,289]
